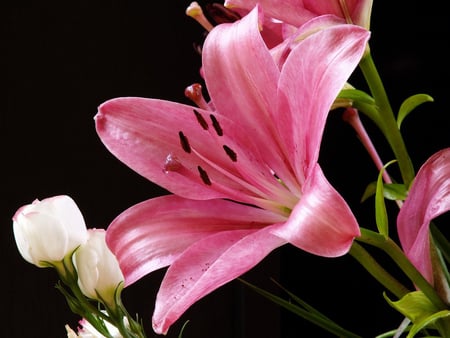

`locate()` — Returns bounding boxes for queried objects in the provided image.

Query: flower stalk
[357,228,448,310]
[349,241,410,299]
[358,52,415,186]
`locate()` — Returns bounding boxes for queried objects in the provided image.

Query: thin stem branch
[358,52,415,186]
[349,242,410,299]
[356,228,447,309]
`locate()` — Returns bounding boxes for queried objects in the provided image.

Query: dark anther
[197,165,212,185]
[210,114,223,136]
[194,109,209,130]
[223,145,237,162]
[179,131,191,153]
[205,3,241,25]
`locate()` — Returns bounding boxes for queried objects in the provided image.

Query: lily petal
[96,98,294,210]
[105,195,285,286]
[225,0,373,28]
[204,7,278,141]
[397,148,450,284]
[203,7,299,191]
[277,23,370,179]
[271,164,360,257]
[152,226,285,334]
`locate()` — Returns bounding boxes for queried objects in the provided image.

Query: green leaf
[408,310,450,337]
[375,161,397,236]
[383,183,408,200]
[385,291,438,323]
[337,88,382,125]
[361,182,408,202]
[338,88,375,105]
[361,182,377,202]
[269,278,333,322]
[397,93,434,129]
[385,291,450,337]
[178,321,190,338]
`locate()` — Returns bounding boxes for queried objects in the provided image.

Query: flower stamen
[185,84,210,110]
[163,153,182,173]
[338,0,354,24]
[186,2,214,32]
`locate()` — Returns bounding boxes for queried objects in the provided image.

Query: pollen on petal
[193,109,209,130]
[179,131,192,153]
[223,145,237,162]
[210,114,223,136]
[197,165,212,185]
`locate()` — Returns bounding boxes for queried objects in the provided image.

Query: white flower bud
[74,228,124,305]
[13,195,88,267]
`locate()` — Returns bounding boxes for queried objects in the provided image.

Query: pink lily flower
[397,148,450,285]
[224,0,373,29]
[95,7,369,334]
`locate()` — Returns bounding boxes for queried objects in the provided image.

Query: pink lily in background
[95,6,369,334]
[224,0,373,29]
[397,148,450,286]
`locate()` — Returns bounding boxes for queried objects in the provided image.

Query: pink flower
[397,148,450,285]
[225,0,373,29]
[95,7,369,334]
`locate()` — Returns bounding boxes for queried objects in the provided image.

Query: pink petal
[96,98,287,207]
[203,7,300,193]
[225,0,372,27]
[397,148,450,284]
[204,6,278,136]
[225,0,320,26]
[105,195,285,286]
[276,23,370,179]
[271,164,360,257]
[152,226,286,334]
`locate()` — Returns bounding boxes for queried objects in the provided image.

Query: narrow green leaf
[338,88,375,105]
[375,164,391,236]
[178,321,190,338]
[269,278,333,322]
[238,278,362,338]
[407,310,450,337]
[397,93,434,129]
[361,182,408,203]
[361,182,376,203]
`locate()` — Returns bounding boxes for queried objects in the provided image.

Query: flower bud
[65,315,127,338]
[13,195,88,267]
[74,229,124,306]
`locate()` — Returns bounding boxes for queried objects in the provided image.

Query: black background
[3,1,450,337]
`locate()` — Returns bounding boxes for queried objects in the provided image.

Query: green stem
[357,228,447,309]
[358,51,415,186]
[349,242,410,299]
[56,255,111,325]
